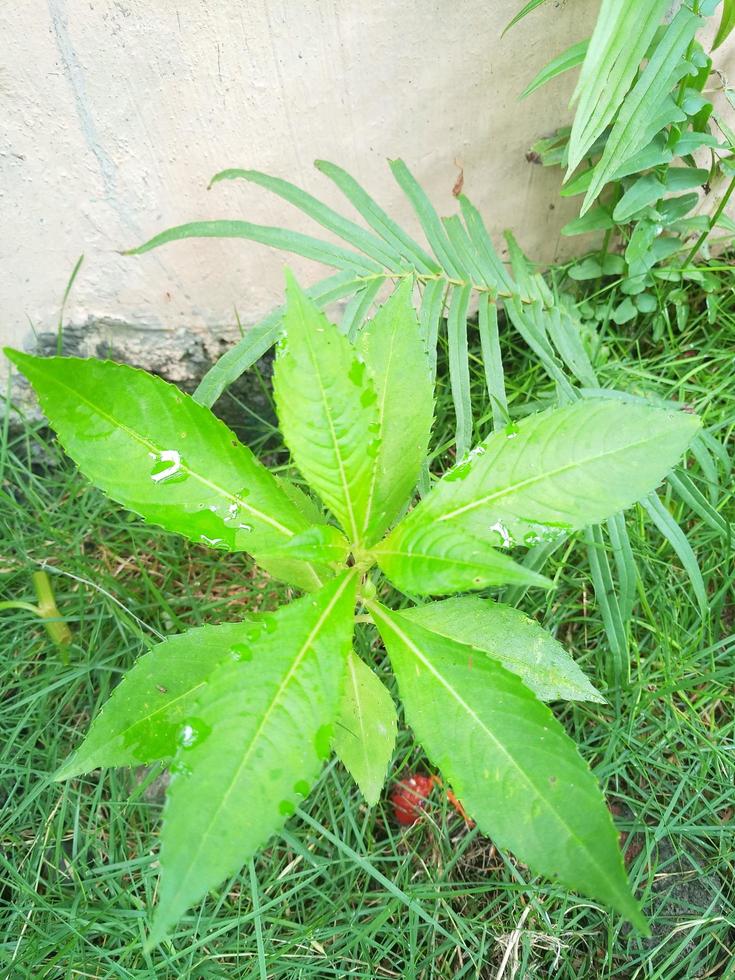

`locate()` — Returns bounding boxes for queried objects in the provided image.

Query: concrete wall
[1,1,731,388]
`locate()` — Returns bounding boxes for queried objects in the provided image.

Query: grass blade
[640,491,708,614]
[667,469,731,538]
[713,0,735,49]
[56,254,84,356]
[502,536,568,606]
[585,525,629,691]
[606,513,637,625]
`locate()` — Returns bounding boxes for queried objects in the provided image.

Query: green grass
[1,273,734,978]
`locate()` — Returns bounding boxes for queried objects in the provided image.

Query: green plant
[515,0,735,308]
[5,272,701,943]
[124,155,729,693]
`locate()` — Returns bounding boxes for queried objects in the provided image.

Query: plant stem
[32,571,73,657]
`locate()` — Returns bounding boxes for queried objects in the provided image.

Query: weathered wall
[1,1,731,388]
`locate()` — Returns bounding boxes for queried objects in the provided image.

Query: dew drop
[504,422,519,440]
[348,360,365,386]
[489,521,512,548]
[200,535,228,550]
[314,723,333,760]
[150,449,185,484]
[169,760,192,777]
[229,643,252,662]
[293,779,310,797]
[279,799,296,816]
[263,614,278,634]
[444,459,472,482]
[178,717,212,749]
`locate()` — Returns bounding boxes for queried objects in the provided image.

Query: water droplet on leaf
[150,449,186,484]
[348,360,366,386]
[229,643,252,662]
[178,717,212,749]
[314,724,333,760]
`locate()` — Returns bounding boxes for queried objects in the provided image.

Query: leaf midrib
[163,571,356,910]
[40,364,298,539]
[301,322,362,544]
[347,654,374,791]
[361,325,396,537]
[369,602,630,907]
[64,681,209,776]
[436,427,678,523]
[401,614,589,699]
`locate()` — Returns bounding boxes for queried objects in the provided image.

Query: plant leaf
[521,40,589,99]
[447,284,473,459]
[457,195,517,295]
[380,401,700,558]
[125,220,382,276]
[368,602,648,933]
[713,0,735,50]
[665,167,709,192]
[561,208,615,236]
[273,274,379,544]
[150,571,357,944]
[255,524,351,564]
[388,159,464,278]
[333,650,397,805]
[209,168,403,270]
[403,597,604,703]
[641,490,708,613]
[582,6,702,213]
[314,160,439,275]
[357,281,434,543]
[5,350,328,592]
[478,295,508,430]
[613,174,666,223]
[567,0,669,174]
[503,0,550,35]
[54,622,261,779]
[193,271,367,409]
[373,521,552,596]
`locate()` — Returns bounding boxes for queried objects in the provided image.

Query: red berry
[389,773,434,826]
